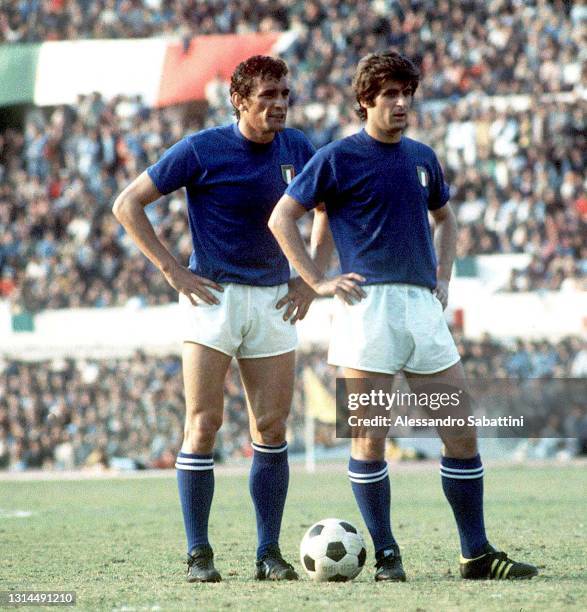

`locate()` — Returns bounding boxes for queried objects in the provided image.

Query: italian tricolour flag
[0,32,296,108]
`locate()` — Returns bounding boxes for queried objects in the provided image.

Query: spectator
[1,337,585,470]
[1,88,584,310]
[1,2,585,307]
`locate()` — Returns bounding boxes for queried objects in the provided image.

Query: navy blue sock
[348,457,396,556]
[249,441,289,559]
[176,451,214,554]
[441,454,488,558]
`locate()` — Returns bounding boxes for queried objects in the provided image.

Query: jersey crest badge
[416,165,429,187]
[281,164,295,184]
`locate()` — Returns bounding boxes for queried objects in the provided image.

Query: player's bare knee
[351,437,386,461]
[185,412,222,448]
[254,413,287,445]
[443,434,478,459]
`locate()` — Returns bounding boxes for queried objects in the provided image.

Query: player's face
[238,76,290,141]
[363,79,414,141]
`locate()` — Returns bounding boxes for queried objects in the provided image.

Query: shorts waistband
[366,283,433,292]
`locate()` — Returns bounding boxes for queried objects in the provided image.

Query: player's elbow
[114,171,161,223]
[268,202,287,235]
[269,196,305,234]
[112,193,136,224]
[112,193,126,221]
[431,202,456,226]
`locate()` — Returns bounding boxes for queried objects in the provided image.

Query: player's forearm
[270,209,324,288]
[434,208,457,281]
[310,207,334,275]
[112,195,178,274]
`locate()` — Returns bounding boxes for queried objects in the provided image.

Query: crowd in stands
[2,1,585,99]
[1,335,586,471]
[0,0,586,310]
[0,1,585,470]
[1,89,584,311]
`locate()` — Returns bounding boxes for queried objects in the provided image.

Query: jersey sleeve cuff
[428,199,448,211]
[146,166,169,196]
[285,188,320,211]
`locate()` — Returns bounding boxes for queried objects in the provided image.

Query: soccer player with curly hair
[114,55,330,583]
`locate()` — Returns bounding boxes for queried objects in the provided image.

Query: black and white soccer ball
[300,518,367,582]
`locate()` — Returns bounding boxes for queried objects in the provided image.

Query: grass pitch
[1,463,585,611]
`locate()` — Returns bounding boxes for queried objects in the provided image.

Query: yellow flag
[303,367,336,424]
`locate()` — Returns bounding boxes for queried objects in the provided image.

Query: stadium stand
[0,0,585,470]
[1,336,586,471]
[0,0,585,309]
[1,92,584,311]
[1,1,583,98]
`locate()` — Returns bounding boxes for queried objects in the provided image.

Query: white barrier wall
[0,303,182,360]
[461,290,587,340]
[475,254,531,289]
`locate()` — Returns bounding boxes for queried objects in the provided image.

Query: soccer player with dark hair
[113,55,329,583]
[269,51,538,582]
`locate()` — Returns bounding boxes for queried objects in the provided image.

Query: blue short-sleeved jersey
[286,129,450,289]
[147,123,314,286]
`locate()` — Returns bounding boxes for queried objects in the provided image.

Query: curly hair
[352,51,420,121]
[230,55,288,119]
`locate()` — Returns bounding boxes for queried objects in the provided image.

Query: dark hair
[230,55,288,119]
[352,51,420,121]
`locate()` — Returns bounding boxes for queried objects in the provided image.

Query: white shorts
[179,283,297,359]
[328,283,460,375]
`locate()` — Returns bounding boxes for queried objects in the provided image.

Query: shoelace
[188,553,212,570]
[278,559,295,571]
[375,552,398,569]
[262,552,294,572]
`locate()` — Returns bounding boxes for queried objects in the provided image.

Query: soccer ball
[300,518,367,582]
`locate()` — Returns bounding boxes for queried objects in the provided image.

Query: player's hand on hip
[276,277,317,324]
[434,279,449,310]
[163,264,223,306]
[312,273,367,305]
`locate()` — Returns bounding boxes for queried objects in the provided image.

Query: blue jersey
[286,129,449,289]
[147,123,314,286]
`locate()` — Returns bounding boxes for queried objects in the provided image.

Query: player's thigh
[404,360,477,457]
[182,341,232,426]
[238,350,295,442]
[344,367,393,461]
[328,285,411,375]
[404,287,460,375]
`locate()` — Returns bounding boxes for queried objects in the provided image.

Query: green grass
[1,464,586,611]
